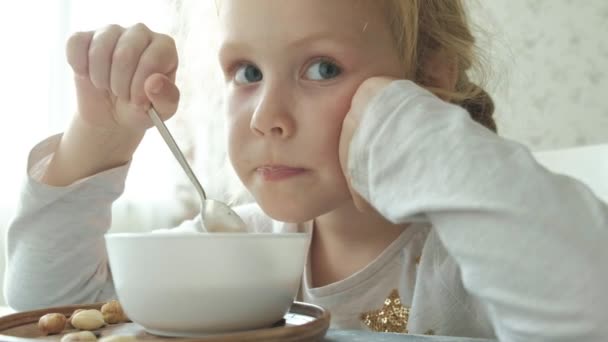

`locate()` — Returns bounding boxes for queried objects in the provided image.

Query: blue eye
[305,60,341,81]
[235,64,263,84]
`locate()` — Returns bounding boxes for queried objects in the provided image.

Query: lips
[256,165,308,181]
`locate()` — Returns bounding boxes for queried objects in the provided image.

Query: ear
[420,49,458,97]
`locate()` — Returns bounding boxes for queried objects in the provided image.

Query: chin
[258,200,321,223]
[254,193,341,223]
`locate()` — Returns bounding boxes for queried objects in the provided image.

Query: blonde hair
[385,0,496,132]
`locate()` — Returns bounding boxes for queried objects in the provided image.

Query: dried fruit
[60,331,98,341]
[71,309,105,330]
[38,313,67,335]
[101,300,127,324]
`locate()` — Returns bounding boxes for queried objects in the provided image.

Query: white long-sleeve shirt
[5,81,608,341]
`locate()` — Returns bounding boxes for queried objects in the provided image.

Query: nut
[98,336,136,342]
[38,313,67,335]
[101,300,127,324]
[67,309,85,327]
[60,331,98,341]
[71,309,105,330]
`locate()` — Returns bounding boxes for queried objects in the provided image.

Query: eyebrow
[288,30,361,48]
[219,30,359,59]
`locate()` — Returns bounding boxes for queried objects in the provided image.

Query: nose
[250,84,295,139]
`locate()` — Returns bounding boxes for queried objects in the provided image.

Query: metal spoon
[147,107,247,233]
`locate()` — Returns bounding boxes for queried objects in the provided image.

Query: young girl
[5,0,608,340]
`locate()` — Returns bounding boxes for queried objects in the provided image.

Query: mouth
[255,165,308,181]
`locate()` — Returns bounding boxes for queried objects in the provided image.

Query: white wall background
[0,0,606,307]
[469,0,608,149]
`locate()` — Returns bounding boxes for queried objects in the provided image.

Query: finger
[130,34,178,106]
[144,73,180,121]
[340,110,373,213]
[66,31,95,77]
[349,182,376,213]
[338,110,358,179]
[88,24,125,90]
[110,23,152,102]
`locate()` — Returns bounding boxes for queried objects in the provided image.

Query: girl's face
[218,0,403,222]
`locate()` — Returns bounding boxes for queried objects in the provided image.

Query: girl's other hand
[339,77,396,212]
[66,23,180,134]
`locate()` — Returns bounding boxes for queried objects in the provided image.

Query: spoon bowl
[201,200,248,232]
[147,107,246,233]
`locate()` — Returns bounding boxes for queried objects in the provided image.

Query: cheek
[328,90,355,122]
[225,92,252,171]
[297,84,358,204]
[304,85,358,150]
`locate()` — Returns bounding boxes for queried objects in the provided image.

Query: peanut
[67,309,85,328]
[101,300,127,324]
[60,331,98,341]
[71,309,105,330]
[38,313,67,335]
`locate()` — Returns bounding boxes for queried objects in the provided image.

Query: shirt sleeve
[348,80,608,341]
[4,134,128,310]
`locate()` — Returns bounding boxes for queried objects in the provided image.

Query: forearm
[349,81,608,341]
[42,115,145,187]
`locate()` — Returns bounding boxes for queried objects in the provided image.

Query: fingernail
[150,80,163,94]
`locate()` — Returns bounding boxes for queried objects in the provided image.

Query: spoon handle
[147,107,207,201]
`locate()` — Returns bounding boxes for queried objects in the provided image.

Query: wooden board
[0,302,330,341]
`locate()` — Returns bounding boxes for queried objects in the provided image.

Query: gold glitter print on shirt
[360,289,410,333]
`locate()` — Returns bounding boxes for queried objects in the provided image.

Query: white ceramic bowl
[104,232,310,337]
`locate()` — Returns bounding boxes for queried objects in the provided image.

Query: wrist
[41,116,145,186]
[69,115,146,160]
